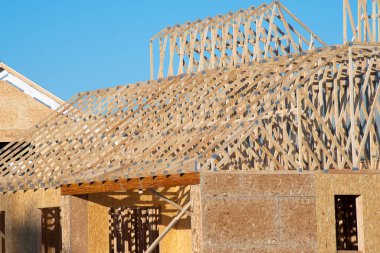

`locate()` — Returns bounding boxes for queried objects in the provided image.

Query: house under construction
[1,0,380,252]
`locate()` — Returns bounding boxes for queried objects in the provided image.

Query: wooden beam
[3,44,380,193]
[150,40,154,80]
[60,172,200,195]
[148,188,192,216]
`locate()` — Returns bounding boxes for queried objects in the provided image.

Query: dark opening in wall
[0,143,9,154]
[109,206,160,253]
[335,195,363,251]
[40,207,62,253]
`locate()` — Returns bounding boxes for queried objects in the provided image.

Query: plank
[60,172,200,195]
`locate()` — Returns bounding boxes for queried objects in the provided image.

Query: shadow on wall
[41,207,62,252]
[12,216,39,252]
[86,185,191,229]
[11,207,62,253]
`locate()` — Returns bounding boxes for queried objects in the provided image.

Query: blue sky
[1,0,343,100]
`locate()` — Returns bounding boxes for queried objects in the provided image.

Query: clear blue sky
[1,0,343,100]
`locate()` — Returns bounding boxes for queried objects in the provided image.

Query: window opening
[109,206,160,253]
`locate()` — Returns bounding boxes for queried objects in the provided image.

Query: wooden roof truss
[344,0,380,43]
[0,43,379,193]
[150,1,327,79]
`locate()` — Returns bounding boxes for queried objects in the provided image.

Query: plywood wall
[0,80,51,142]
[200,171,380,253]
[190,185,202,253]
[0,189,61,253]
[200,172,318,252]
[316,173,380,253]
[0,187,193,252]
[1,172,380,252]
[87,186,192,253]
[0,79,62,252]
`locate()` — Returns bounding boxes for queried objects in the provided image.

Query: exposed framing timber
[1,44,380,193]
[150,1,327,79]
[148,188,192,216]
[145,201,192,253]
[60,173,200,195]
[344,0,380,43]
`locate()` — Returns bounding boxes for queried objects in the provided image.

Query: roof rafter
[150,1,327,79]
[1,43,380,193]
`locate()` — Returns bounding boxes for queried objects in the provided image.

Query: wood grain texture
[1,44,380,193]
[0,81,52,142]
[61,173,200,195]
[0,62,64,105]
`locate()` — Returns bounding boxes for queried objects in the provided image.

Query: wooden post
[349,46,358,170]
[177,35,185,75]
[168,36,174,77]
[232,21,238,65]
[61,195,89,253]
[210,27,216,69]
[148,188,191,216]
[150,40,154,80]
[346,0,358,41]
[356,196,365,251]
[296,88,303,172]
[264,5,276,59]
[158,37,168,79]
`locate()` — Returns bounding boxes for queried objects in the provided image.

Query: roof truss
[150,1,327,79]
[0,44,380,193]
[344,0,380,43]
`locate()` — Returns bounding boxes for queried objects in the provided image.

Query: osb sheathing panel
[0,189,61,253]
[201,172,380,252]
[87,186,192,253]
[190,185,202,253]
[61,195,89,253]
[0,80,51,141]
[200,172,317,253]
[316,173,380,253]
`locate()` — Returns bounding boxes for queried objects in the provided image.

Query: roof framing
[0,43,380,193]
[344,0,380,43]
[150,1,327,79]
[61,172,200,195]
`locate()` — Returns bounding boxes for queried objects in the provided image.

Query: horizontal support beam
[326,170,380,175]
[60,172,200,195]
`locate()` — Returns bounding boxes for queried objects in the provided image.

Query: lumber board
[1,43,380,193]
[150,1,327,79]
[344,0,380,43]
[61,172,200,195]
